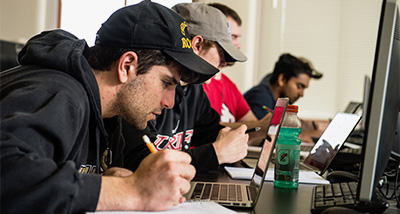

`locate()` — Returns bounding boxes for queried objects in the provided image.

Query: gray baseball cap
[172,2,247,63]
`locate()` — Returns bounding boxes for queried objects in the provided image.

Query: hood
[18,29,91,86]
[18,29,106,137]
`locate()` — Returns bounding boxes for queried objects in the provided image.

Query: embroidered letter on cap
[180,21,187,36]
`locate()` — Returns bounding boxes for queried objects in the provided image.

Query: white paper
[87,200,237,214]
[224,166,330,185]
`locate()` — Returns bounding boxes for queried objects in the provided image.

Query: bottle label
[274,142,300,188]
[277,149,290,165]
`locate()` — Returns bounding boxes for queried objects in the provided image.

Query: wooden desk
[300,119,330,143]
[193,167,399,214]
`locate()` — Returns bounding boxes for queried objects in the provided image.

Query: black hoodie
[0,30,120,213]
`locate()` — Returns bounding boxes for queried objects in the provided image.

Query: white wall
[201,0,381,119]
[0,0,58,43]
[1,0,383,120]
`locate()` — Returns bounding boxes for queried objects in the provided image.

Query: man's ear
[277,73,286,87]
[191,35,204,55]
[117,51,138,84]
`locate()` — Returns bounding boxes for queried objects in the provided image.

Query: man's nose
[299,89,305,97]
[162,89,175,109]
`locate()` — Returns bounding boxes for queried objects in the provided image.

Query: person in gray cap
[0,1,219,213]
[203,3,261,124]
[123,2,271,174]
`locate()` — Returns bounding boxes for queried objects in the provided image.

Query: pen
[245,127,261,134]
[262,106,274,114]
[142,135,157,153]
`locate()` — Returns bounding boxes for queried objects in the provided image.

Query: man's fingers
[173,162,196,181]
[234,124,248,133]
[157,150,192,164]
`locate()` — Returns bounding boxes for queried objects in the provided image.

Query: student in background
[244,53,323,120]
[244,53,324,142]
[0,1,220,213]
[203,3,260,123]
[123,2,271,174]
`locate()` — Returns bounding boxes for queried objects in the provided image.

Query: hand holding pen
[134,135,195,209]
[245,127,261,134]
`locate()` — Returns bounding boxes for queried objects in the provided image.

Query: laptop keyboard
[311,182,389,214]
[340,147,362,154]
[191,183,245,201]
[313,182,357,208]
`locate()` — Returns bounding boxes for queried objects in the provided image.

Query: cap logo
[180,21,188,36]
[180,21,192,49]
[182,38,192,49]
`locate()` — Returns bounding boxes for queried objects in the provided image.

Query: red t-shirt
[203,73,251,122]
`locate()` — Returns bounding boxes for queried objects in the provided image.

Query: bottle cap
[286,105,298,113]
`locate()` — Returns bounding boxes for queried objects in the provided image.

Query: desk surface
[193,167,399,214]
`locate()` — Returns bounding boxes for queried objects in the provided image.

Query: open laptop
[301,112,362,175]
[244,112,361,176]
[184,98,289,208]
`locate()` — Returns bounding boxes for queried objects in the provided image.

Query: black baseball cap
[95,0,219,84]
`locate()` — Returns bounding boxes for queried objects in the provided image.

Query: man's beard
[113,79,149,130]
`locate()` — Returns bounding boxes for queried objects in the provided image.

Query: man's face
[115,65,180,130]
[280,73,310,104]
[198,44,227,70]
[198,44,227,84]
[227,16,241,49]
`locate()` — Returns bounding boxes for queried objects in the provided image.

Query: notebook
[302,112,362,175]
[184,98,289,208]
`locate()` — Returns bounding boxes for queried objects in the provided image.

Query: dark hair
[208,3,242,26]
[269,53,312,84]
[84,46,199,84]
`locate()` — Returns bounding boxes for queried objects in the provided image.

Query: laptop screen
[248,97,288,206]
[304,113,362,174]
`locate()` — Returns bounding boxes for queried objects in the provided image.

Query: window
[60,0,191,46]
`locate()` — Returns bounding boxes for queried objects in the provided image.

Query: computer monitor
[357,0,400,203]
[392,112,400,161]
[361,75,371,131]
[0,40,23,72]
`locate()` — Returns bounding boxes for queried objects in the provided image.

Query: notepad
[224,166,329,185]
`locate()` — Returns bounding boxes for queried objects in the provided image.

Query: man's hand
[213,124,249,164]
[97,150,196,211]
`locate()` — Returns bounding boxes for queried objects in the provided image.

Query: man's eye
[297,85,305,90]
[163,80,172,88]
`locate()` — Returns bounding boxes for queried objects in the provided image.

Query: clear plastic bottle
[274,105,302,188]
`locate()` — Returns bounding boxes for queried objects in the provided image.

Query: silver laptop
[184,98,289,208]
[244,113,361,176]
[302,112,362,175]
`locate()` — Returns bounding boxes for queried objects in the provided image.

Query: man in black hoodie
[0,1,219,213]
[123,3,270,173]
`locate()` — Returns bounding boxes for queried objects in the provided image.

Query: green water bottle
[274,105,302,188]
